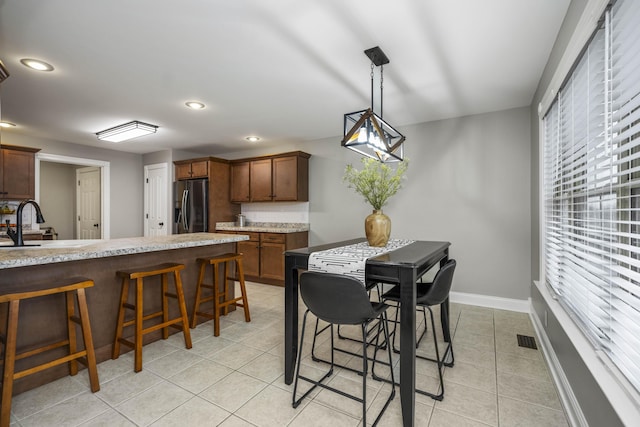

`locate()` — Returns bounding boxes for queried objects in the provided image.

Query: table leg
[284,256,299,385]
[399,266,417,427]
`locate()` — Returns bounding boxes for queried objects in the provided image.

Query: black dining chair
[376,259,457,400]
[292,271,395,426]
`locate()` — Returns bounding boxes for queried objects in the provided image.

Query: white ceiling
[0,0,570,155]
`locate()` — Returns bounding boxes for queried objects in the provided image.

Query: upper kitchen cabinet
[173,156,240,229]
[250,158,273,201]
[0,144,40,200]
[230,151,310,203]
[230,161,250,202]
[174,158,209,180]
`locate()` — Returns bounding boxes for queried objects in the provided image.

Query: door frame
[35,153,111,239]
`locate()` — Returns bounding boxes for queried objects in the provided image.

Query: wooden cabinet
[250,159,273,201]
[236,232,260,277]
[231,230,308,285]
[272,155,308,201]
[230,162,250,202]
[174,159,209,180]
[0,144,40,200]
[173,157,241,230]
[260,233,286,280]
[230,151,310,203]
[22,233,43,241]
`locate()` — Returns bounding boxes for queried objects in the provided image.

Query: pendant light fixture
[342,46,405,163]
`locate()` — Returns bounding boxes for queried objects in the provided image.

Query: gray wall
[5,99,532,303]
[39,161,76,239]
[529,1,623,425]
[223,106,532,301]
[4,133,144,238]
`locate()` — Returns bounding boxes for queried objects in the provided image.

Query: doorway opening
[35,153,110,239]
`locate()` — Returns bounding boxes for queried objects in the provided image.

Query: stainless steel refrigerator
[173,179,208,233]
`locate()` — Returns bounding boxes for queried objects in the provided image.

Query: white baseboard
[449,291,530,313]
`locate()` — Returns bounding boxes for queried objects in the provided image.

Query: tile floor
[7,282,569,426]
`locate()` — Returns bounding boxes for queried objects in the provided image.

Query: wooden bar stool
[0,277,100,427]
[191,253,251,336]
[112,263,192,372]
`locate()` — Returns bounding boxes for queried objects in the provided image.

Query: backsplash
[0,201,36,230]
[241,202,309,223]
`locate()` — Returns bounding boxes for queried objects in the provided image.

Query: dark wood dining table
[284,238,451,427]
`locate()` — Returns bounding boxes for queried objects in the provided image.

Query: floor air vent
[517,334,538,350]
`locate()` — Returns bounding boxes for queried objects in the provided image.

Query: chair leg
[190,261,206,329]
[65,290,79,376]
[292,310,333,408]
[212,263,221,337]
[161,273,170,340]
[236,259,251,322]
[134,278,144,373]
[1,301,19,427]
[426,307,444,401]
[76,288,100,392]
[112,277,129,359]
[360,323,368,426]
[173,269,192,349]
[222,261,230,316]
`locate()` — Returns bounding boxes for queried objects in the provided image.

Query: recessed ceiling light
[185,101,205,110]
[20,58,54,72]
[245,136,260,142]
[0,121,16,128]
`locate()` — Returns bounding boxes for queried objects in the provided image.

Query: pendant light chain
[370,61,375,112]
[380,64,384,119]
[369,61,385,118]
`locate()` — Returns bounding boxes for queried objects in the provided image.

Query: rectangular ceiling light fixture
[96,120,158,143]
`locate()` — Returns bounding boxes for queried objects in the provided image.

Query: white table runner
[308,239,415,285]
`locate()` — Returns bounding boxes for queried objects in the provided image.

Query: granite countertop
[215,222,309,233]
[0,232,248,269]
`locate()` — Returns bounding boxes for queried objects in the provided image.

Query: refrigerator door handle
[182,189,189,231]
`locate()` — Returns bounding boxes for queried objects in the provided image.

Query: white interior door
[76,167,101,239]
[144,163,169,237]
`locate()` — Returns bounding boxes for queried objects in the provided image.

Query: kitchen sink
[0,239,101,249]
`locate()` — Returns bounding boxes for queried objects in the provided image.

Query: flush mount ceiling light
[0,122,16,128]
[185,101,205,110]
[96,120,158,143]
[342,46,405,163]
[20,58,54,72]
[245,136,260,142]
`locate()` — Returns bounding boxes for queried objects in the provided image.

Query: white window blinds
[543,0,640,393]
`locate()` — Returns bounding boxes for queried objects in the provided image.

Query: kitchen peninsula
[0,233,249,394]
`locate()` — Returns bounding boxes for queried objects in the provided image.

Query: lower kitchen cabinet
[231,230,308,285]
[236,232,260,277]
[260,233,286,281]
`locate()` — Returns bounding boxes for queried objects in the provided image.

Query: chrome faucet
[6,199,46,246]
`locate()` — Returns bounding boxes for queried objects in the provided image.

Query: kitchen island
[0,233,249,394]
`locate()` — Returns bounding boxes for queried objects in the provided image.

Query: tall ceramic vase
[365,209,391,247]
